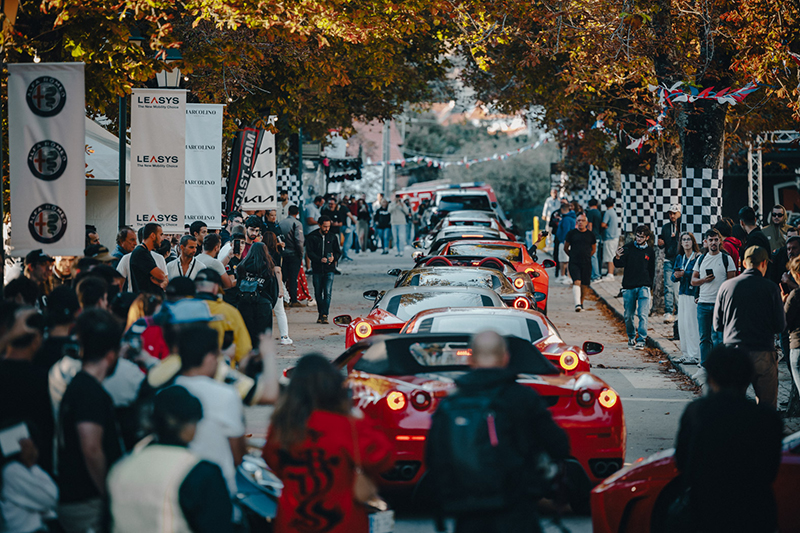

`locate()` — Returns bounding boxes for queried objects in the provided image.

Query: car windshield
[438,195,492,212]
[415,315,544,342]
[448,220,492,227]
[407,271,499,289]
[447,244,522,262]
[381,291,499,321]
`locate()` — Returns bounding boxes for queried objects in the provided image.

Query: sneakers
[691,367,707,381]
[575,305,583,312]
[635,340,646,350]
[289,301,304,308]
[602,273,615,281]
[675,356,699,365]
[559,277,572,285]
[316,315,329,324]
[280,336,293,345]
[663,313,675,323]
[627,338,636,349]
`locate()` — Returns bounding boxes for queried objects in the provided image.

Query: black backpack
[237,275,262,304]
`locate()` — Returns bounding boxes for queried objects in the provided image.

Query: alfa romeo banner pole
[241,124,277,211]
[185,103,224,229]
[8,63,85,256]
[129,88,186,231]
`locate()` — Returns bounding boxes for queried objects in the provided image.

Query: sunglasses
[772,212,784,217]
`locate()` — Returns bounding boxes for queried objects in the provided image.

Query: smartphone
[540,230,549,237]
[234,240,241,255]
[706,269,714,277]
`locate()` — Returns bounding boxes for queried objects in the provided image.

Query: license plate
[369,510,395,533]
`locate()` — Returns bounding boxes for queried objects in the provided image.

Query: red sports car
[323,334,625,510]
[591,433,800,533]
[399,307,601,374]
[334,286,506,348]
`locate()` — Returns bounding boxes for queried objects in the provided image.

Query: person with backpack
[715,219,741,273]
[425,331,570,533]
[235,242,278,343]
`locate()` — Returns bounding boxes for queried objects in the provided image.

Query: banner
[129,88,186,230]
[185,104,224,228]
[242,128,276,211]
[9,63,86,256]
[225,127,260,213]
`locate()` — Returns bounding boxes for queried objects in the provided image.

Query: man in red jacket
[715,219,741,273]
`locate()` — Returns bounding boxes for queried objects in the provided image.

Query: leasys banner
[185,104,224,228]
[241,127,277,211]
[129,88,186,230]
[8,63,86,256]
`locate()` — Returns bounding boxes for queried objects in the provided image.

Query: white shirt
[196,253,227,279]
[117,251,168,292]
[277,201,294,222]
[174,375,245,495]
[542,197,560,221]
[694,252,736,304]
[103,359,145,407]
[166,256,200,280]
[0,462,58,533]
[304,203,321,235]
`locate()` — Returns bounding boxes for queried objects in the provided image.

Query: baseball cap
[159,299,216,324]
[195,268,222,286]
[668,204,681,213]
[84,244,114,263]
[25,249,54,266]
[743,245,769,266]
[166,277,196,299]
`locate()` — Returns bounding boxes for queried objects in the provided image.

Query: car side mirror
[413,241,422,249]
[533,292,547,302]
[333,315,352,326]
[491,201,498,208]
[387,268,401,276]
[542,259,556,268]
[583,341,604,355]
[363,290,379,301]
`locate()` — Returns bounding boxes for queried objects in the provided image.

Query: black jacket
[305,229,341,272]
[263,220,283,240]
[658,221,680,260]
[374,207,391,230]
[613,242,656,289]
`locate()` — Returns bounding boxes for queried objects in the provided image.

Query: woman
[263,232,292,345]
[672,232,701,364]
[236,242,278,343]
[263,355,393,533]
[356,200,371,252]
[783,256,800,409]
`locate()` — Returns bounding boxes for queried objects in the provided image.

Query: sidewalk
[587,273,800,432]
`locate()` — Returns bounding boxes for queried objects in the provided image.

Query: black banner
[225,127,262,213]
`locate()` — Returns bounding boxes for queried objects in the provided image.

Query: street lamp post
[155,49,182,88]
[118,29,145,229]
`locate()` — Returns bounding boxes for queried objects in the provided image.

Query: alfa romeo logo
[28,204,68,244]
[27,141,67,181]
[26,77,67,117]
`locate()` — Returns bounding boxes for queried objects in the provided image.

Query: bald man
[426,331,570,533]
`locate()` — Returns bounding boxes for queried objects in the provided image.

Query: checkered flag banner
[277,168,302,206]
[588,167,614,202]
[571,188,591,207]
[621,175,655,233]
[654,176,681,221]
[681,168,723,239]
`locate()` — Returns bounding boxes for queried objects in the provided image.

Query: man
[305,215,341,324]
[84,244,115,264]
[108,385,233,532]
[714,219,741,273]
[57,309,123,533]
[714,246,785,408]
[321,197,345,238]
[554,200,575,284]
[24,250,54,297]
[241,215,263,259]
[389,195,410,257]
[426,331,570,533]
[657,204,681,322]
[75,276,109,310]
[129,223,167,294]
[111,227,137,268]
[190,221,209,256]
[691,229,736,367]
[167,235,202,280]
[564,212,596,312]
[85,225,100,248]
[675,345,782,533]
[220,212,242,247]
[174,325,247,499]
[585,199,603,281]
[276,189,294,222]
[739,206,771,253]
[773,233,800,288]
[541,189,560,227]
[763,204,789,254]
[304,195,324,236]
[195,233,234,289]
[194,269,252,368]
[374,199,392,254]
[52,255,75,289]
[614,225,656,350]
[279,205,305,307]
[599,197,620,280]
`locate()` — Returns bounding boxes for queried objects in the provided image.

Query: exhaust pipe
[400,465,417,480]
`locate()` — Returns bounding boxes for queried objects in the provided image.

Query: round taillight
[513,297,530,309]
[410,390,432,410]
[559,350,579,371]
[387,391,406,411]
[513,278,525,289]
[599,388,618,409]
[355,321,373,339]
[577,389,595,407]
[525,268,535,274]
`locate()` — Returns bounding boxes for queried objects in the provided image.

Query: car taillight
[513,297,530,309]
[577,389,595,407]
[599,388,618,408]
[387,391,406,411]
[395,435,426,441]
[410,390,432,410]
[355,321,373,339]
[513,278,525,289]
[560,350,579,371]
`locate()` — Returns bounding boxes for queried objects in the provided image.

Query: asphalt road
[244,247,700,533]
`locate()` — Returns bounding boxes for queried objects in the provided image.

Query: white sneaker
[602,273,615,281]
[664,313,675,323]
[559,277,571,285]
[280,336,293,345]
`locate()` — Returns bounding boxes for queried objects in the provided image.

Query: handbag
[350,418,378,504]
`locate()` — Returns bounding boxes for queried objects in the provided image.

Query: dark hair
[314,196,324,203]
[714,219,732,238]
[787,235,800,249]
[279,189,287,196]
[270,354,350,448]
[705,345,754,390]
[603,197,615,207]
[263,232,278,254]
[635,225,651,237]
[787,225,798,234]
[178,324,219,371]
[157,239,172,258]
[588,199,598,207]
[153,386,203,445]
[189,221,207,237]
[46,286,80,326]
[143,223,161,241]
[203,233,221,251]
[4,276,39,306]
[76,276,108,309]
[227,211,242,222]
[137,227,145,243]
[704,228,721,240]
[318,215,332,225]
[116,227,135,245]
[238,242,275,277]
[179,235,197,248]
[288,205,300,216]
[75,308,122,363]
[245,215,263,229]
[738,206,756,225]
[731,222,748,243]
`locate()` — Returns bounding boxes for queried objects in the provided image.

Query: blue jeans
[342,229,354,259]
[312,271,335,317]
[663,258,676,314]
[591,246,600,281]
[622,287,651,341]
[377,227,391,251]
[392,224,406,254]
[697,302,721,365]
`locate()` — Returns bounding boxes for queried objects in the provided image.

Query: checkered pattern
[621,174,655,233]
[277,168,302,206]
[654,176,681,217]
[681,168,723,239]
[588,167,615,202]
[571,188,591,208]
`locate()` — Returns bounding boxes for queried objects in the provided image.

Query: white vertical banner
[185,104,224,228]
[8,63,85,256]
[241,125,277,211]
[129,88,186,230]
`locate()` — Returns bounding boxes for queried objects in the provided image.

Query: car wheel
[650,478,687,533]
